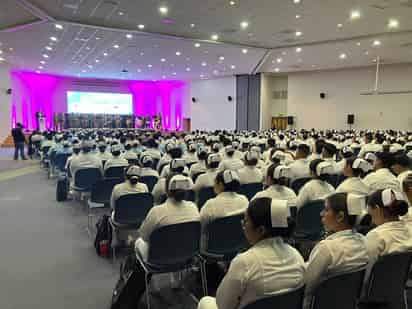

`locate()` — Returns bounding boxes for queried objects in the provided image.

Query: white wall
[288,64,412,130]
[190,77,236,131]
[0,64,11,142]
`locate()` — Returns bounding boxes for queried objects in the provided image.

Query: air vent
[71,80,121,88]
[272,90,288,100]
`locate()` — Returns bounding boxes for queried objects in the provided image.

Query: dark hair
[125,165,139,185]
[247,198,295,238]
[297,144,310,157]
[198,150,208,161]
[403,174,412,194]
[142,158,153,168]
[244,154,258,166]
[392,154,410,168]
[323,143,337,157]
[215,170,240,192]
[367,189,409,217]
[309,159,329,181]
[375,152,395,168]
[315,139,325,155]
[345,156,366,178]
[266,163,288,186]
[169,147,183,159]
[207,159,220,169]
[326,193,358,227]
[166,173,186,202]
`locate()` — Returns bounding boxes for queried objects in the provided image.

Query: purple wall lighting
[10,70,188,131]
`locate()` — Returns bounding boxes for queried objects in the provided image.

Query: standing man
[11,123,27,160]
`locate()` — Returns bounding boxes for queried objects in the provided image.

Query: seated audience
[336,157,371,196]
[193,153,221,191]
[289,143,311,181]
[237,151,263,184]
[363,152,400,191]
[104,144,128,172]
[219,145,244,171]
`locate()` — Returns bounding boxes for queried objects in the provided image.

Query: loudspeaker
[287,116,294,125]
[347,114,355,124]
[191,97,197,103]
[6,88,12,95]
[227,96,233,102]
[320,92,326,99]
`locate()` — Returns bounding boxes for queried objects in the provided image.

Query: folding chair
[139,175,158,192]
[325,174,339,188]
[310,269,366,309]
[359,252,412,309]
[185,189,196,202]
[104,166,126,181]
[135,221,206,309]
[200,213,248,295]
[238,183,263,200]
[290,177,312,194]
[352,147,361,157]
[293,199,325,241]
[110,193,153,261]
[54,153,71,173]
[72,168,103,193]
[197,187,216,210]
[243,286,304,309]
[335,174,347,187]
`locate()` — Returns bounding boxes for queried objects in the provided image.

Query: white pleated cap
[316,161,334,176]
[223,170,240,184]
[271,200,290,228]
[168,174,192,191]
[346,194,365,215]
[273,165,291,179]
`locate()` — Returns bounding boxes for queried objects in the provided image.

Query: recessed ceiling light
[211,34,219,41]
[295,14,301,19]
[337,23,343,28]
[194,43,200,48]
[356,42,361,46]
[103,52,108,56]
[138,24,145,30]
[200,74,205,78]
[40,61,45,64]
[295,31,302,37]
[388,18,399,29]
[43,54,49,58]
[296,47,302,53]
[0,57,5,61]
[274,68,280,72]
[50,36,57,41]
[201,62,207,66]
[38,66,43,69]
[88,65,93,69]
[350,10,361,20]
[231,65,236,69]
[140,52,144,56]
[190,23,196,28]
[186,67,191,71]
[162,75,166,79]
[373,40,381,47]
[147,64,153,68]
[213,70,219,75]
[137,69,142,72]
[95,37,101,40]
[45,46,52,51]
[85,47,90,50]
[175,51,182,56]
[35,70,41,74]
[364,51,369,55]
[113,44,120,49]
[229,1,236,6]
[159,6,168,15]
[126,34,133,39]
[55,24,63,30]
[339,53,347,59]
[242,48,248,54]
[219,56,225,61]
[118,11,124,16]
[161,58,166,62]
[293,0,301,4]
[277,58,283,63]
[172,72,177,75]
[95,59,100,63]
[240,21,249,29]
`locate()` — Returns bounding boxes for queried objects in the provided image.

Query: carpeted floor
[0,165,199,309]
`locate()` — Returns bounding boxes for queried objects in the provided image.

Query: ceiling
[0,0,412,80]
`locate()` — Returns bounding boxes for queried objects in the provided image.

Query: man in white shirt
[358,133,382,158]
[289,144,311,182]
[321,142,339,174]
[238,151,263,184]
[391,154,412,186]
[363,152,401,192]
[104,144,128,172]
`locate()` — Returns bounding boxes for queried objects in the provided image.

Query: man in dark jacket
[11,123,27,160]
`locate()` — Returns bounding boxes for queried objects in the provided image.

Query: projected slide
[67,91,133,115]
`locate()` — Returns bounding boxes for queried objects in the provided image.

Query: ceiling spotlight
[282,51,287,55]
[350,10,361,20]
[295,14,301,19]
[295,31,302,37]
[274,68,280,72]
[118,11,124,16]
[339,53,347,59]
[356,42,361,46]
[95,37,101,40]
[186,67,191,71]
[103,52,108,56]
[38,66,43,69]
[211,34,219,41]
[373,40,381,47]
[0,57,5,61]
[296,47,302,53]
[276,58,283,63]
[231,65,236,69]
[161,58,166,62]
[194,43,200,48]
[35,70,41,74]
[137,69,142,72]
[88,65,93,69]
[55,24,63,30]
[337,23,343,28]
[219,56,225,61]
[82,70,86,73]
[388,18,399,29]
[201,62,207,66]
[40,61,45,64]
[95,59,100,63]
[172,72,177,76]
[364,51,369,55]
[293,0,301,3]
[190,23,196,28]
[147,64,153,68]
[126,34,133,39]
[50,36,58,41]
[175,51,182,56]
[162,75,166,79]
[240,21,249,29]
[229,1,236,6]
[113,44,120,49]
[242,48,248,54]
[43,54,49,58]
[159,6,168,15]
[45,46,53,51]
[138,24,145,30]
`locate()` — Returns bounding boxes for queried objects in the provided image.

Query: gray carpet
[0,168,199,309]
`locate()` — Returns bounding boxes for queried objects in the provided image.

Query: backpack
[94,214,112,257]
[110,254,145,309]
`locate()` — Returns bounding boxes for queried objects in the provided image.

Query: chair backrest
[113,193,153,226]
[364,251,412,308]
[49,150,57,165]
[74,168,102,191]
[311,269,366,309]
[187,162,196,169]
[197,187,216,209]
[352,147,361,156]
[238,182,263,200]
[243,286,305,309]
[325,174,339,188]
[55,153,71,171]
[290,177,312,194]
[335,174,347,187]
[294,199,325,240]
[205,213,247,258]
[192,171,205,183]
[147,221,200,266]
[139,175,158,192]
[185,189,196,202]
[104,166,125,180]
[90,178,123,204]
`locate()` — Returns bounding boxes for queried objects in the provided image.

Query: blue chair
[359,252,412,309]
[325,174,339,188]
[290,177,312,194]
[185,189,196,202]
[336,174,347,187]
[310,269,366,309]
[243,286,304,309]
[104,166,126,180]
[135,221,206,309]
[353,147,361,156]
[54,153,71,172]
[139,175,158,192]
[47,150,58,178]
[158,193,167,204]
[197,187,216,209]
[73,168,102,192]
[293,199,325,241]
[238,182,263,200]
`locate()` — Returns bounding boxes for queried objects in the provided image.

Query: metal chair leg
[200,259,208,296]
[145,272,151,309]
